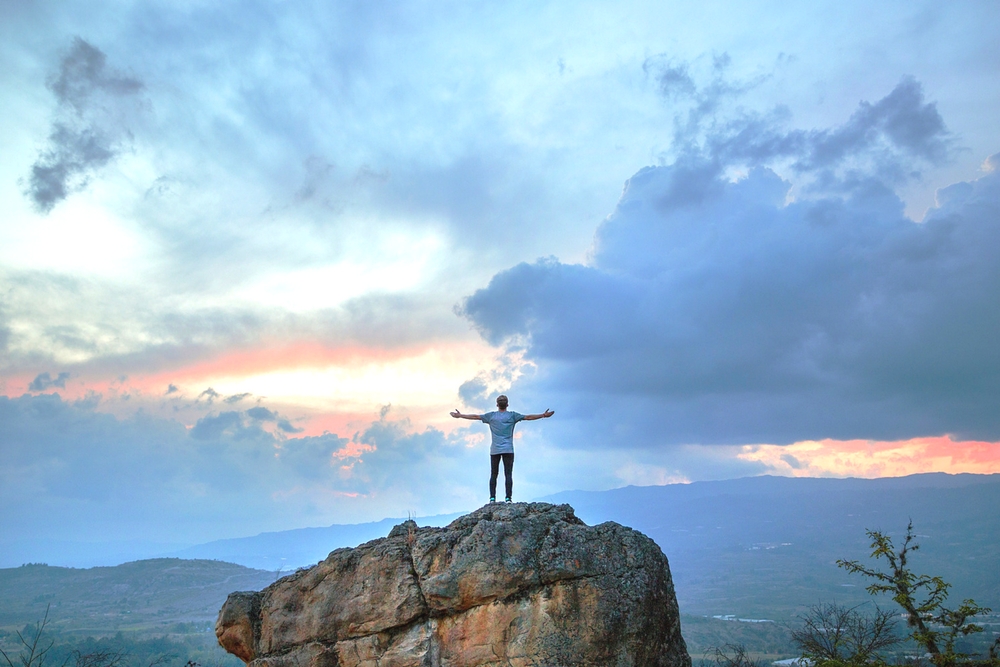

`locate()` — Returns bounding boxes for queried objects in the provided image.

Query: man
[451,395,554,503]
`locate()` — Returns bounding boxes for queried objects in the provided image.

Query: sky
[2,0,1000,564]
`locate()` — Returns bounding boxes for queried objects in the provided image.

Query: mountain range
[3,473,997,623]
[176,472,1000,619]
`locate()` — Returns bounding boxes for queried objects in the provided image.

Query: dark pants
[490,453,514,499]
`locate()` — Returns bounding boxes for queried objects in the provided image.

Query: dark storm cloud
[461,80,1000,447]
[28,371,71,391]
[26,37,144,213]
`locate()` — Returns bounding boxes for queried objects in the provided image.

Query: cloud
[198,387,221,403]
[190,410,256,441]
[455,350,532,408]
[0,394,480,554]
[643,56,951,189]
[21,3,639,300]
[709,77,952,185]
[72,390,102,410]
[458,376,490,406]
[191,407,302,439]
[25,37,145,213]
[648,59,696,100]
[802,76,950,167]
[461,78,1000,447]
[246,405,303,433]
[28,371,71,391]
[644,52,772,154]
[348,415,482,501]
[740,436,1000,478]
[47,38,143,111]
[0,264,472,380]
[277,419,304,434]
[0,307,9,356]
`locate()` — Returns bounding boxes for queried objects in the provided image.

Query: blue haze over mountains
[175,473,999,619]
[4,474,997,620]
[547,473,1000,617]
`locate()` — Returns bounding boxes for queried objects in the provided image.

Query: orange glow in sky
[739,436,1000,478]
[4,338,515,437]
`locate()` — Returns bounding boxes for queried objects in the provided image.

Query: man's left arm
[522,409,554,421]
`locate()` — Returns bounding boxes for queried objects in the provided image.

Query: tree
[791,603,901,666]
[0,608,165,667]
[0,606,60,667]
[837,521,991,667]
[707,644,765,667]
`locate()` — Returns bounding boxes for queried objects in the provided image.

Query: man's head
[496,394,508,410]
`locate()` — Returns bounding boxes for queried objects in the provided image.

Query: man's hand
[450,409,461,418]
[524,409,555,420]
[542,409,554,418]
[451,409,481,420]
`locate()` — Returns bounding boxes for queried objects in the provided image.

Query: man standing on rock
[451,395,554,503]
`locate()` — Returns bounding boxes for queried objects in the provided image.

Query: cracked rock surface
[216,502,690,667]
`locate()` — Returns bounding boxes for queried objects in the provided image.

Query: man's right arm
[451,409,482,420]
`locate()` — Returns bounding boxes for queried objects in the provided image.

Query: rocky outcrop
[216,502,690,667]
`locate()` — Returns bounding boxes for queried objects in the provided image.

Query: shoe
[504,497,512,503]
[489,497,496,503]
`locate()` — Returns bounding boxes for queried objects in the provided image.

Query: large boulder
[216,502,690,667]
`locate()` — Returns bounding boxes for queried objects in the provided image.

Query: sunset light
[739,437,1000,478]
[3,1,999,569]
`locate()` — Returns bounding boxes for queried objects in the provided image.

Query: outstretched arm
[523,409,554,421]
[451,409,482,420]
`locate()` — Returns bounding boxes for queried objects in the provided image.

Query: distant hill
[541,473,1000,618]
[160,473,1000,620]
[2,473,996,635]
[166,472,1000,621]
[167,513,463,571]
[0,558,273,635]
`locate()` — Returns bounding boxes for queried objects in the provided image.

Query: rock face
[216,502,690,667]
